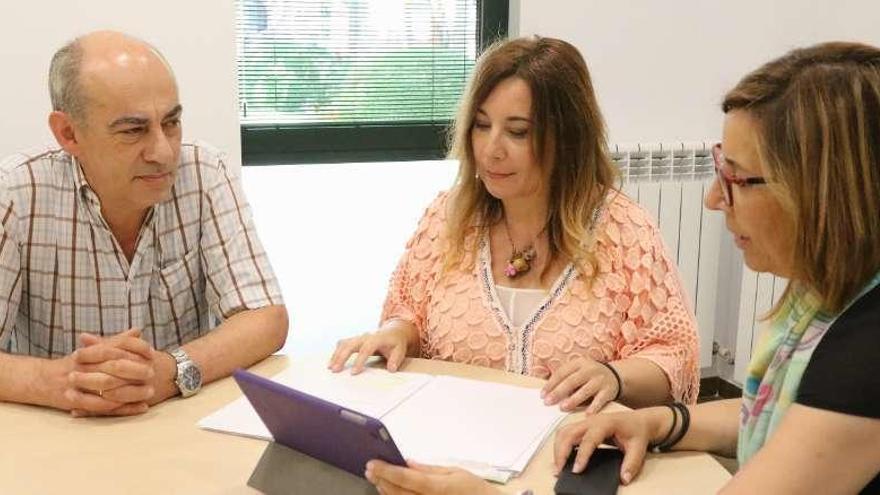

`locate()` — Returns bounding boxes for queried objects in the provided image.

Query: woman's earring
[475,173,480,180]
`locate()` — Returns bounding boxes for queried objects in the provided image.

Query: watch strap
[169,347,201,397]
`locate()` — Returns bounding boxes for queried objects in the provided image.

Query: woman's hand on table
[541,358,621,413]
[554,408,668,485]
[328,324,413,374]
[365,460,503,495]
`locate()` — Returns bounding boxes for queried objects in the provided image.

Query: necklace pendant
[504,262,518,278]
[506,252,531,278]
[501,216,543,279]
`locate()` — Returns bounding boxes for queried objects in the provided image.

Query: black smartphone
[554,447,624,495]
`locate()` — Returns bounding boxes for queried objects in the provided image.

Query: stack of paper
[199,361,567,481]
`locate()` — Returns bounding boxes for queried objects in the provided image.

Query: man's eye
[120,127,144,135]
[163,119,181,128]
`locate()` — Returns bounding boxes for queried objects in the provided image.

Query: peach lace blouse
[381,191,700,404]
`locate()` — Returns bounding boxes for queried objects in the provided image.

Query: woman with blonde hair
[329,36,699,414]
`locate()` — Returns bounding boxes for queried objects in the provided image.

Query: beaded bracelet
[600,361,623,401]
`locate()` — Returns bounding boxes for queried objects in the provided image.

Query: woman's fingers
[351,338,381,374]
[373,479,418,495]
[584,387,616,415]
[406,460,456,475]
[387,342,407,372]
[553,421,590,473]
[543,358,617,408]
[545,367,592,406]
[330,328,412,374]
[367,460,429,493]
[541,360,578,398]
[328,336,365,371]
[554,413,652,483]
[573,426,607,473]
[561,378,602,411]
[618,434,650,485]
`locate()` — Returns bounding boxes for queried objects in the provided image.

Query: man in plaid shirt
[0,31,288,416]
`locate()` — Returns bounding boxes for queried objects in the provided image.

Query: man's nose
[143,126,175,165]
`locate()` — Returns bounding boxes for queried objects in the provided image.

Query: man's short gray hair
[48,38,86,121]
[48,33,175,122]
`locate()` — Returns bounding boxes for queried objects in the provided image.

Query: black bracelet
[661,402,691,451]
[649,404,678,453]
[600,361,623,401]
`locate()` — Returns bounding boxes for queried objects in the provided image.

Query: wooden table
[0,356,730,494]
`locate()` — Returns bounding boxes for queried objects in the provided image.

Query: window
[236,0,508,164]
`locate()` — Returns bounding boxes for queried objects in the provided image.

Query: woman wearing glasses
[365,41,880,495]
[329,36,700,414]
[546,41,880,493]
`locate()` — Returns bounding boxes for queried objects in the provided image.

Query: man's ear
[48,111,82,156]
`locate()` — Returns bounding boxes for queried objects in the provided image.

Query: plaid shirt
[0,142,283,357]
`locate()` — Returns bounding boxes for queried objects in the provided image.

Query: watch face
[180,364,202,391]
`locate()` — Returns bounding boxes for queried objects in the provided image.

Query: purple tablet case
[233,369,407,478]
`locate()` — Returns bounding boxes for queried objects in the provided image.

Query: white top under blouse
[494,285,547,328]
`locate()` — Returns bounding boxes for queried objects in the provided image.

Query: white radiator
[733,270,786,383]
[610,142,721,368]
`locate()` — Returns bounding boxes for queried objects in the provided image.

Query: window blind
[236,0,478,127]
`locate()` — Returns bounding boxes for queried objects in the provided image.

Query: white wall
[0,0,241,169]
[515,0,880,145]
[243,162,458,358]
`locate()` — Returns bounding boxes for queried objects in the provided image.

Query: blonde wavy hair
[723,41,880,313]
[444,36,619,281]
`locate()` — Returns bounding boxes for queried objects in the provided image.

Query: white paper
[270,361,433,418]
[199,394,272,439]
[381,375,567,471]
[508,414,564,472]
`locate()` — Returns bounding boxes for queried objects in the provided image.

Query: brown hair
[444,36,619,280]
[723,41,880,313]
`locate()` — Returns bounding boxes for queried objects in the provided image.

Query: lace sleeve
[608,199,700,404]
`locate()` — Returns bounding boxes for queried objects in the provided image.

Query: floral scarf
[738,271,880,464]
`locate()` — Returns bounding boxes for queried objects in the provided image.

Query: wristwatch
[169,348,202,398]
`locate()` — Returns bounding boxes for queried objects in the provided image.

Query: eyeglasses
[711,143,767,206]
